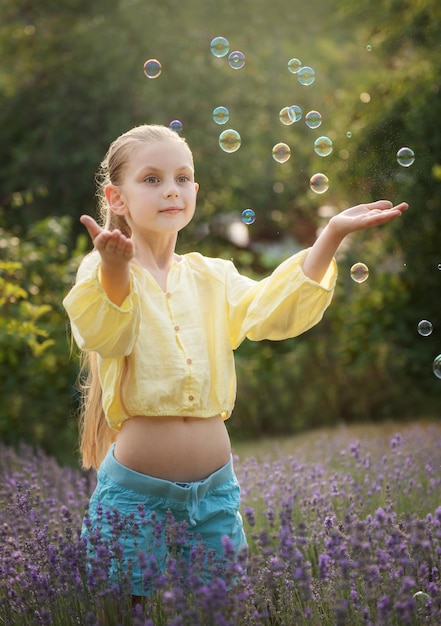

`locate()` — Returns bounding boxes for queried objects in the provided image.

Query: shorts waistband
[100,444,235,503]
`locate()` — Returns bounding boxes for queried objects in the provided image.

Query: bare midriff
[114,414,231,483]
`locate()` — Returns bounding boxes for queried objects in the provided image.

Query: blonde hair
[79,124,193,470]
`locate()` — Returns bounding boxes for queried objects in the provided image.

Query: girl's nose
[164,184,179,198]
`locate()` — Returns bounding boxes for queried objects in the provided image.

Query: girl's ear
[105,184,128,215]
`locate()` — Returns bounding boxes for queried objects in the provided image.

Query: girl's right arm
[80,215,133,307]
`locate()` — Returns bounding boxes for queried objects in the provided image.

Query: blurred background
[0,0,440,465]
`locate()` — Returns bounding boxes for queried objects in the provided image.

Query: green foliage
[0,261,54,360]
[0,0,440,460]
[0,0,350,242]
[0,218,85,463]
[331,0,441,399]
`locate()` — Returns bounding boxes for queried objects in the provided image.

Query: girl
[63,123,407,598]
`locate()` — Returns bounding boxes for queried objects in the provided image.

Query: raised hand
[80,215,134,266]
[302,199,409,284]
[80,215,133,305]
[328,200,409,238]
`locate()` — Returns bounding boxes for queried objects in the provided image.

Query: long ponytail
[78,351,116,470]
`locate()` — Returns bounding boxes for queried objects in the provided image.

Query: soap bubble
[413,591,430,614]
[346,131,352,138]
[272,143,291,163]
[350,262,369,283]
[219,129,241,153]
[169,120,183,133]
[366,44,373,52]
[210,36,229,57]
[298,66,315,85]
[418,320,433,336]
[397,147,415,167]
[310,173,329,194]
[314,136,333,157]
[433,354,441,379]
[279,106,295,125]
[143,59,162,79]
[228,51,245,69]
[305,110,322,129]
[241,208,256,225]
[288,58,302,74]
[288,105,302,122]
[413,591,430,602]
[212,106,229,125]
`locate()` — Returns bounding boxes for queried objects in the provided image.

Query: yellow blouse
[63,249,337,431]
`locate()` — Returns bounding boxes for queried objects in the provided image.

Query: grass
[232,418,441,461]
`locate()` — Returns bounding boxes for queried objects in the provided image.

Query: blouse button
[165,292,172,298]
[186,358,192,364]
[188,395,194,401]
[174,325,180,331]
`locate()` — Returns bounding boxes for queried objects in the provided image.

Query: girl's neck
[132,233,179,272]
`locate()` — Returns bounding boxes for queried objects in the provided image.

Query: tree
[1,0,439,459]
[330,0,441,405]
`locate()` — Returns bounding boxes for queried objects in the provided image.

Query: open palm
[331,200,408,236]
[80,214,134,264]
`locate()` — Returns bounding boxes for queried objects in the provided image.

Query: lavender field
[1,422,441,625]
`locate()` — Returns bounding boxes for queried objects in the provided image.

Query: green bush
[0,217,86,464]
[231,250,439,442]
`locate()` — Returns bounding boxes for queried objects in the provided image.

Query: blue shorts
[82,444,247,596]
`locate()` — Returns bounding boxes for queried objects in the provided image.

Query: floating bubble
[143,59,162,79]
[310,173,329,194]
[305,110,322,129]
[314,136,333,157]
[413,591,430,613]
[298,66,315,86]
[288,105,302,122]
[212,106,229,125]
[288,58,302,74]
[228,51,245,69]
[219,129,241,153]
[346,131,353,138]
[366,44,373,52]
[272,143,291,163]
[169,120,183,133]
[397,146,415,167]
[433,354,441,379]
[241,208,256,225]
[438,264,441,270]
[418,320,433,337]
[413,592,430,601]
[279,106,295,125]
[350,262,369,283]
[210,36,229,58]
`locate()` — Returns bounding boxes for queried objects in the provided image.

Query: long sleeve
[63,252,141,358]
[224,248,337,348]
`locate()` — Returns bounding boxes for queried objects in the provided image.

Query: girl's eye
[145,176,159,184]
[177,175,190,183]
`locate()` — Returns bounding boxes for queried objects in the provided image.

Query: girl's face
[106,140,198,237]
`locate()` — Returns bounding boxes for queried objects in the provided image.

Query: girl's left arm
[302,200,408,284]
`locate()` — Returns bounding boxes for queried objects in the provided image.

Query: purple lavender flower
[2,425,441,624]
